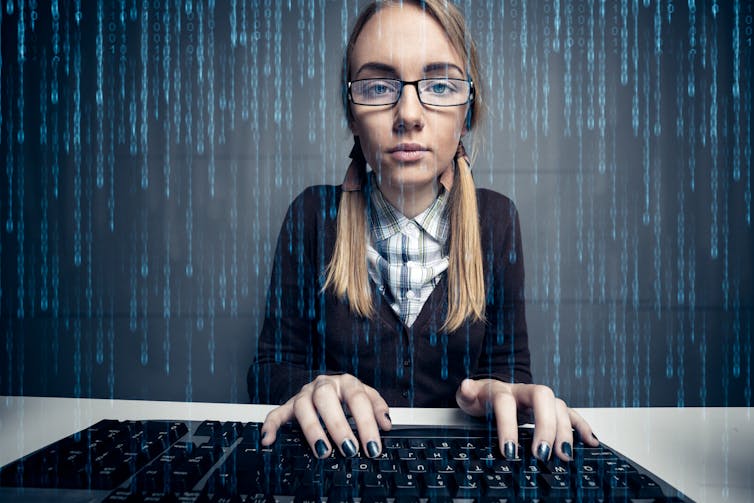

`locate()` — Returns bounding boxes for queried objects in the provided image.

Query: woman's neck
[377,179,439,219]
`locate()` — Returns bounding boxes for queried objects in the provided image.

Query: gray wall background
[1,0,752,407]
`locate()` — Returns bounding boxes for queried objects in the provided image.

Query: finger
[491,389,519,460]
[455,378,485,416]
[568,408,600,447]
[522,384,557,462]
[311,379,359,458]
[553,399,574,461]
[343,386,382,458]
[260,400,294,446]
[292,391,332,459]
[364,385,392,432]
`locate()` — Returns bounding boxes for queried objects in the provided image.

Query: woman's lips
[388,144,428,163]
[390,150,427,162]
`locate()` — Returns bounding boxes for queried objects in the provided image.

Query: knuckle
[292,394,311,410]
[313,375,331,385]
[311,381,336,398]
[534,385,555,401]
[348,389,371,405]
[341,374,363,390]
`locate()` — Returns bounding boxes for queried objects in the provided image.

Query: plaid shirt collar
[367,171,450,244]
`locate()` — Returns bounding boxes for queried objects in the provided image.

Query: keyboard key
[294,484,327,503]
[353,459,373,472]
[627,472,664,498]
[450,448,471,461]
[517,472,540,499]
[463,460,486,474]
[431,440,452,450]
[377,459,399,472]
[195,420,222,437]
[393,473,420,498]
[332,471,357,488]
[397,448,417,461]
[541,473,571,498]
[457,439,478,451]
[435,461,458,474]
[425,472,453,493]
[363,472,390,488]
[605,472,632,499]
[483,473,514,498]
[425,448,448,461]
[455,472,483,498]
[361,487,390,503]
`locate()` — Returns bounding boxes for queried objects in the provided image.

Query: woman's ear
[349,118,361,137]
[463,106,473,134]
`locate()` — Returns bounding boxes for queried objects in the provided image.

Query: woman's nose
[393,84,424,132]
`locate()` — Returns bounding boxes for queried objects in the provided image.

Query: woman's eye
[424,80,456,95]
[431,83,448,93]
[364,80,397,96]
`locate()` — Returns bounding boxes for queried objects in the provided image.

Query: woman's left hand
[455,378,599,462]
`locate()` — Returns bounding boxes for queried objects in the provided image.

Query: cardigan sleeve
[249,187,326,405]
[471,193,533,386]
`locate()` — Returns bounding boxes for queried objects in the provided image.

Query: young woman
[249,0,598,463]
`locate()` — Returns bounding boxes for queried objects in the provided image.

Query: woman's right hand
[260,373,392,459]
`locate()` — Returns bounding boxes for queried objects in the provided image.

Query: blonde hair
[325,0,485,332]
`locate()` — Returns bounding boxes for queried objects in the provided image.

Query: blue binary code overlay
[0,0,751,407]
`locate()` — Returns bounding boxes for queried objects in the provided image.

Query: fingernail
[342,439,358,458]
[385,413,392,423]
[261,431,267,440]
[561,442,572,459]
[535,441,551,462]
[367,441,380,458]
[592,432,599,441]
[315,439,328,458]
[503,440,516,460]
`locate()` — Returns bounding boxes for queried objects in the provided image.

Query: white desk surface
[1,397,752,503]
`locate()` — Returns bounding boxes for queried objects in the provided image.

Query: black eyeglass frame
[347,78,475,107]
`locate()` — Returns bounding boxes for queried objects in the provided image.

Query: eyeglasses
[348,78,474,107]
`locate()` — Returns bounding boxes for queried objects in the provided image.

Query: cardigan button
[403,359,410,367]
[401,389,409,398]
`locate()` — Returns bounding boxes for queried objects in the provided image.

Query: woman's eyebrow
[354,62,398,78]
[423,62,465,76]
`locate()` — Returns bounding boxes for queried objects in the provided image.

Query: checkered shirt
[366,172,450,327]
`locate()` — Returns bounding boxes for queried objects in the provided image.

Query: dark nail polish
[261,431,267,440]
[592,432,599,441]
[385,413,392,423]
[535,441,551,462]
[342,439,358,457]
[503,440,516,460]
[367,440,380,458]
[561,441,572,459]
[314,439,328,458]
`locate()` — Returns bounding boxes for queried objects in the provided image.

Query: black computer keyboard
[0,419,692,502]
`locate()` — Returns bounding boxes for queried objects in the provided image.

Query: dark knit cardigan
[249,184,532,407]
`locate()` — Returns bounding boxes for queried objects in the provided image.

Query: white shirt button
[405,290,416,299]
